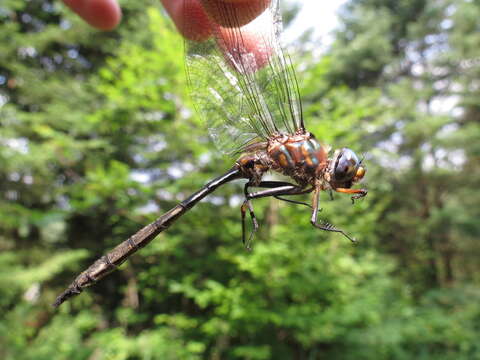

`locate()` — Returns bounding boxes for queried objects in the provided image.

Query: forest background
[1,0,479,359]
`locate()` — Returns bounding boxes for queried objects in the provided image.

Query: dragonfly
[54,0,367,307]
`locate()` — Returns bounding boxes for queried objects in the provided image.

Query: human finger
[160,0,270,42]
[160,0,213,42]
[63,0,122,30]
[202,0,270,27]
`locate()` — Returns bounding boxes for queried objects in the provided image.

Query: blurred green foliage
[1,0,479,359]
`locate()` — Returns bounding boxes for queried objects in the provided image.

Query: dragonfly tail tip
[52,284,83,308]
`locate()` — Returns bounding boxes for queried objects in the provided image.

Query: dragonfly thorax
[266,132,329,186]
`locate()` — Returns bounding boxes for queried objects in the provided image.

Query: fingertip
[64,0,122,31]
[202,0,270,27]
[159,0,176,16]
[85,0,122,31]
[161,0,213,42]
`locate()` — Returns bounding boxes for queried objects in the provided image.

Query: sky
[284,0,347,44]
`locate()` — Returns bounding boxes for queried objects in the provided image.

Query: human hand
[63,0,272,71]
[63,0,269,38]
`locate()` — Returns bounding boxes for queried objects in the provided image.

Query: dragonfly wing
[184,0,304,155]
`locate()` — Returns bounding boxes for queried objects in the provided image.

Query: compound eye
[354,166,366,181]
[334,149,359,182]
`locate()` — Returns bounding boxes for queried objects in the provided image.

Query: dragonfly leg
[335,187,368,204]
[241,197,258,250]
[274,195,312,208]
[328,189,334,201]
[241,181,311,249]
[245,181,311,199]
[310,187,357,243]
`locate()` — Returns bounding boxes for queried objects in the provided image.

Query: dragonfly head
[329,148,366,188]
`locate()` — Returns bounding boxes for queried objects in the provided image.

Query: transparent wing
[185,0,304,155]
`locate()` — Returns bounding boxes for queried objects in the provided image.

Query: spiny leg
[310,186,357,243]
[241,181,310,249]
[241,195,258,250]
[247,181,312,200]
[274,185,319,209]
[335,187,368,204]
[328,189,334,201]
[274,195,312,208]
